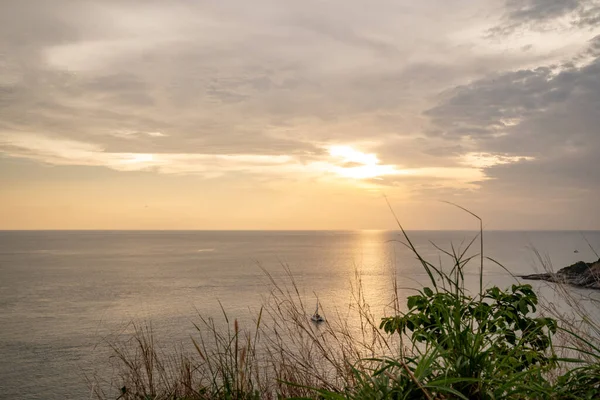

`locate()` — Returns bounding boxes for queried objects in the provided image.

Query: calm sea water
[0,230,599,399]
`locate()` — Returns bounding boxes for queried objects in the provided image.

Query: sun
[328,145,379,165]
[327,145,399,179]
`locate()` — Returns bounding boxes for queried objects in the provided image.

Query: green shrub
[309,203,599,400]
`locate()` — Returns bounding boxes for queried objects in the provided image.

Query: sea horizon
[2,228,599,232]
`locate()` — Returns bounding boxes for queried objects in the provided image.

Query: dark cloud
[507,0,580,21]
[426,36,600,138]
[425,66,571,143]
[493,0,600,33]
[425,36,600,196]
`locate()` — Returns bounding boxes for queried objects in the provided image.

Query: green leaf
[407,296,418,309]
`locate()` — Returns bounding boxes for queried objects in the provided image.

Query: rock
[519,258,600,289]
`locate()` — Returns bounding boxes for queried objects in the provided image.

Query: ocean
[0,230,599,399]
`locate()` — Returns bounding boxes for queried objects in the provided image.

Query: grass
[90,209,600,399]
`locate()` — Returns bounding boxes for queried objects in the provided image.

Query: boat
[311,300,324,323]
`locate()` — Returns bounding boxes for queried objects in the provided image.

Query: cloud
[0,132,310,177]
[1,0,599,226]
[3,0,574,164]
[425,35,600,196]
[110,129,168,139]
[0,132,493,191]
[492,0,600,33]
[460,152,535,168]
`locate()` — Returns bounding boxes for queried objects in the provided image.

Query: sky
[1,0,599,230]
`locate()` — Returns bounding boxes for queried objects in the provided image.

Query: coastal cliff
[520,258,600,289]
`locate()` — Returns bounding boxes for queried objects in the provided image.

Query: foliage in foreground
[91,211,600,399]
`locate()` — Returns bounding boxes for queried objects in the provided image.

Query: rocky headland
[520,258,600,289]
